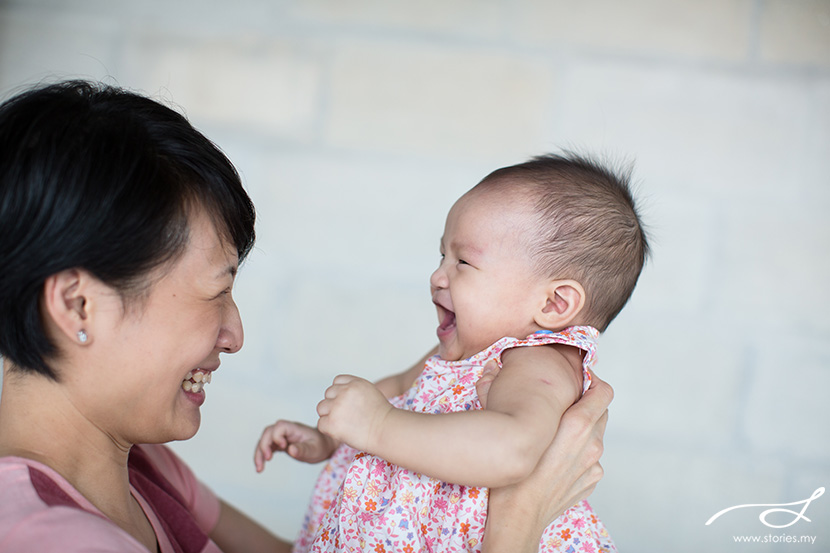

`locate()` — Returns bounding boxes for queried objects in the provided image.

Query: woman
[0,80,611,553]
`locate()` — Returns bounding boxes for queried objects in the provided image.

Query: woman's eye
[458,259,469,266]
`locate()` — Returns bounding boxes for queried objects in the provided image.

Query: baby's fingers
[254,448,268,473]
[254,437,276,473]
[323,374,358,401]
[331,374,359,386]
[254,441,273,473]
[253,424,290,472]
[317,397,332,418]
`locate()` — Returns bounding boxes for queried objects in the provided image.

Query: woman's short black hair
[0,80,256,380]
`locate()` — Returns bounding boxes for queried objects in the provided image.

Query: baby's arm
[254,420,338,471]
[317,344,583,488]
[254,347,436,471]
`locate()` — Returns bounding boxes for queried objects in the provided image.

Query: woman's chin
[168,403,203,442]
[166,423,200,443]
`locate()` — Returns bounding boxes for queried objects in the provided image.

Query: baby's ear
[534,280,585,330]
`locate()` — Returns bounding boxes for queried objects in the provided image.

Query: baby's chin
[438,341,487,362]
[437,343,464,362]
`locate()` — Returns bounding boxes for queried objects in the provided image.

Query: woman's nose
[217,299,244,353]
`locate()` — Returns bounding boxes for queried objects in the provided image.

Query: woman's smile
[181,368,217,406]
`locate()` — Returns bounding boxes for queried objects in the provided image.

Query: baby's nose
[430,265,448,290]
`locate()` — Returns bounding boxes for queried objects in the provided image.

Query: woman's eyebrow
[216,264,238,280]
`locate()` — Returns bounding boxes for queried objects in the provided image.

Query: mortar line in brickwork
[748,0,764,64]
[732,342,756,450]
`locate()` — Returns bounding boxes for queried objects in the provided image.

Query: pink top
[0,444,222,553]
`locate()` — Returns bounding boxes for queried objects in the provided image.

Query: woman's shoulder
[0,455,90,513]
[0,457,147,552]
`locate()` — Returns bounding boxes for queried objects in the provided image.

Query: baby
[256,153,648,552]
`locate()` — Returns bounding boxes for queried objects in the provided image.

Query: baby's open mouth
[437,308,456,333]
[181,369,212,393]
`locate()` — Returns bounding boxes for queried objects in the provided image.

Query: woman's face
[66,208,244,446]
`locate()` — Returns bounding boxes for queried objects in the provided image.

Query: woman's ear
[534,279,586,330]
[41,269,93,346]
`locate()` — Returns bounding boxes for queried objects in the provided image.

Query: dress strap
[498,326,599,393]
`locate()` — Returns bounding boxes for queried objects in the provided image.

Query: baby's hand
[316,374,392,453]
[254,420,338,472]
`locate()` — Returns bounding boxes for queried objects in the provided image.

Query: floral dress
[294,326,616,553]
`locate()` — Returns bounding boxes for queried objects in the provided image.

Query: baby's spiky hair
[475,152,649,331]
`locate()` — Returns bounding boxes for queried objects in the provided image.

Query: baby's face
[430,190,548,361]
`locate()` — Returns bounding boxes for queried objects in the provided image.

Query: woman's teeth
[182,370,212,393]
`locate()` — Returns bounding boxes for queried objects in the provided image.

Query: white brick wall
[511,0,755,61]
[761,0,830,66]
[1,1,828,550]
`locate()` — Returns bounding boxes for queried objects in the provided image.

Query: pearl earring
[77,330,88,343]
